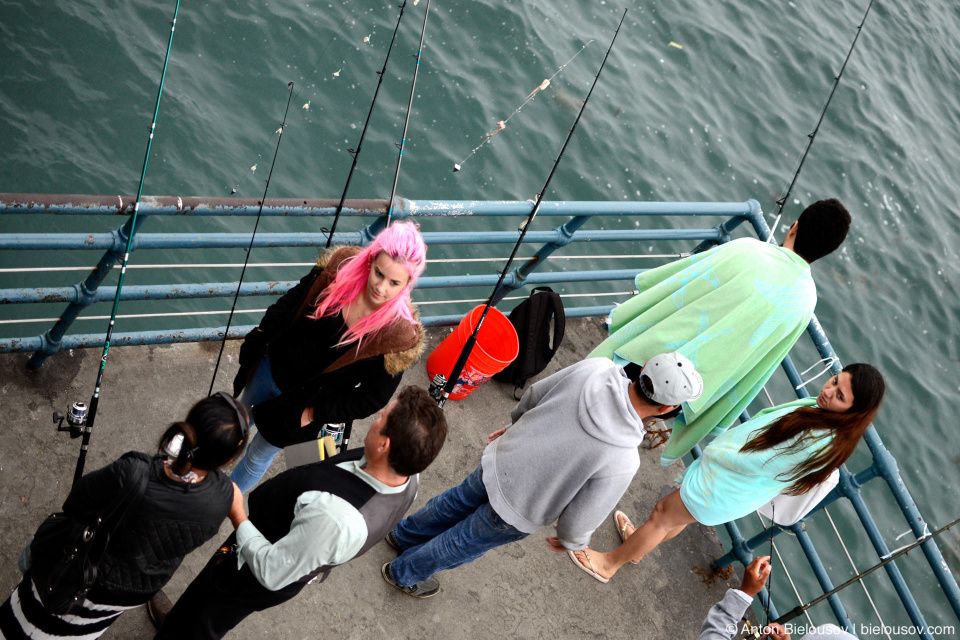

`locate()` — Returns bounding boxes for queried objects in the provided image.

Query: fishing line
[71,0,183,485]
[385,0,433,226]
[208,82,296,396]
[767,0,875,244]
[430,8,628,408]
[453,39,594,172]
[764,503,775,629]
[326,0,410,247]
[226,0,361,196]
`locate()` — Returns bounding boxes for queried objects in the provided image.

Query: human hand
[487,427,507,444]
[228,482,248,529]
[545,536,567,553]
[300,407,314,427]
[764,622,790,640]
[740,555,771,597]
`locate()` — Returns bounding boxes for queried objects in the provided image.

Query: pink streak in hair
[309,220,426,344]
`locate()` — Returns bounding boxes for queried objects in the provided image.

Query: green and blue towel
[590,238,816,465]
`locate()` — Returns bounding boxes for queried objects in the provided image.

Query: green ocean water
[2,0,960,633]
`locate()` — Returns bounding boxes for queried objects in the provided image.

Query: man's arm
[553,473,636,551]
[230,487,366,591]
[697,556,771,640]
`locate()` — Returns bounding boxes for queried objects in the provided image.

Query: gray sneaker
[381,562,440,598]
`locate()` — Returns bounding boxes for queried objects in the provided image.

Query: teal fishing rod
[770,0,875,236]
[385,0,432,225]
[69,0,183,486]
[326,0,410,246]
[208,82,296,395]
[430,8,628,408]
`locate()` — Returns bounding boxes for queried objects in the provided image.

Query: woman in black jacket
[0,393,246,639]
[228,221,426,494]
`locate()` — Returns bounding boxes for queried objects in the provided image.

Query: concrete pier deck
[0,319,740,639]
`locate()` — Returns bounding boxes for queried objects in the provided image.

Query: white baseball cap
[640,352,703,406]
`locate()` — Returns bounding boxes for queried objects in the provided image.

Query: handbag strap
[94,459,152,532]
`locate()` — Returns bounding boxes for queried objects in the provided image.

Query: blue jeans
[387,466,528,586]
[230,355,283,494]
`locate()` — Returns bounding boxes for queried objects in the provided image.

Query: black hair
[792,198,851,263]
[382,386,448,476]
[158,394,247,476]
[633,375,683,421]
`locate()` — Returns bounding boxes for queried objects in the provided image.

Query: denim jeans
[230,355,283,494]
[387,465,528,586]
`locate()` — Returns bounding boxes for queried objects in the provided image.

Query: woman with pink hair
[228,221,427,493]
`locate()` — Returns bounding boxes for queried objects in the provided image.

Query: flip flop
[567,548,609,584]
[613,510,640,564]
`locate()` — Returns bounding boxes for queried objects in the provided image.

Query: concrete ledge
[0,318,737,639]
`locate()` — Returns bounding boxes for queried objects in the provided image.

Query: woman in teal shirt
[568,363,885,583]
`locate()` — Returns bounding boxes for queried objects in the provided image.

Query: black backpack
[494,286,565,395]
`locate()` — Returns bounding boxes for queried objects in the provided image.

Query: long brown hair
[739,363,885,495]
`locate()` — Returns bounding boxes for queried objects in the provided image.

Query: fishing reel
[53,401,88,438]
[428,373,447,402]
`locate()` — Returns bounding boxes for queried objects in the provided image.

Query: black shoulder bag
[29,462,150,614]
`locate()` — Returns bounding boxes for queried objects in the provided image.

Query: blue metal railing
[0,194,751,368]
[1,193,958,635]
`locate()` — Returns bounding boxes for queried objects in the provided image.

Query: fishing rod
[763,505,775,628]
[326,0,409,246]
[768,0,875,242]
[771,514,960,626]
[429,8,627,408]
[64,0,183,486]
[207,82,296,396]
[385,0,432,225]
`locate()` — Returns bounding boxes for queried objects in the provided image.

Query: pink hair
[309,220,426,344]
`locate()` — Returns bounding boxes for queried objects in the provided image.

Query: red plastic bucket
[426,305,519,400]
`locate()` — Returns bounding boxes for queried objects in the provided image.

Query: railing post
[690,198,761,253]
[490,214,592,306]
[26,211,144,370]
[865,430,960,621]
[792,526,856,634]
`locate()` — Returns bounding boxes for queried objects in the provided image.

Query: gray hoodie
[481,358,644,550]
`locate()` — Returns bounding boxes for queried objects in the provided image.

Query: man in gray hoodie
[381,353,703,597]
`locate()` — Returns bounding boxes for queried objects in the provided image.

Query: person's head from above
[742,362,885,495]
[632,352,704,420]
[783,198,851,263]
[159,392,248,477]
[312,220,427,342]
[364,386,447,477]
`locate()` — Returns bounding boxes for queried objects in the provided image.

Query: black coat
[234,247,423,448]
[62,453,233,597]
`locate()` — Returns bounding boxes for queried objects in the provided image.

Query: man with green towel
[590,199,851,466]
